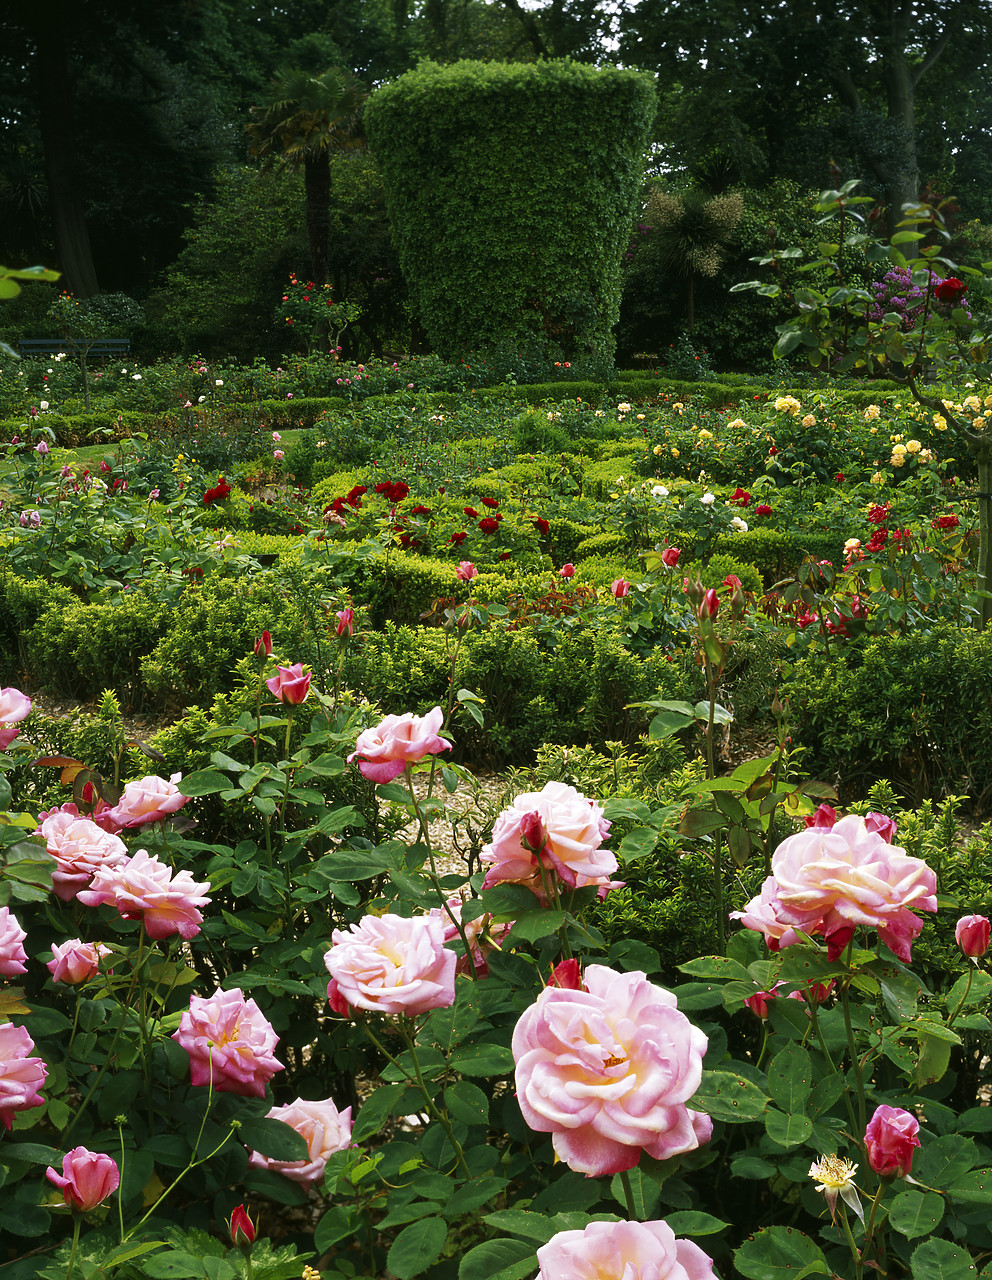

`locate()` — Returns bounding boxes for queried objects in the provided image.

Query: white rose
[701,492,716,506]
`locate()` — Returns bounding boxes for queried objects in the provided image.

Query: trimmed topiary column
[364,59,655,374]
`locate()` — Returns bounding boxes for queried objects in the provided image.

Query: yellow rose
[871,471,886,485]
[653,444,663,455]
[864,404,880,420]
[905,439,921,454]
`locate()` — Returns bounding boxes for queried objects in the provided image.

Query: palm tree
[247,67,367,288]
[645,188,743,330]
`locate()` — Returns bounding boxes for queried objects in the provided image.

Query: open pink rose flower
[482,781,617,896]
[37,806,128,901]
[248,1096,353,1185]
[266,663,312,705]
[325,913,456,1016]
[0,1023,48,1129]
[77,849,211,940]
[173,987,283,1097]
[348,707,452,784]
[513,964,710,1176]
[537,1219,716,1280]
[94,773,189,832]
[46,1147,120,1211]
[47,939,113,985]
[733,814,936,961]
[0,687,31,750]
[0,907,28,976]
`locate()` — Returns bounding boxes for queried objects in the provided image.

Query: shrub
[365,60,656,369]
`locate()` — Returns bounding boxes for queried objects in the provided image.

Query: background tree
[642,187,743,330]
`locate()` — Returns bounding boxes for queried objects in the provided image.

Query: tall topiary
[364,60,655,373]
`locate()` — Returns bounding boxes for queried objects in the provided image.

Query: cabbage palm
[645,188,743,329]
[247,67,367,287]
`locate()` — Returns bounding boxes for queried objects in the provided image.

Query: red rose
[932,514,960,530]
[868,504,890,524]
[449,531,467,544]
[478,517,499,534]
[464,507,479,519]
[755,504,772,517]
[481,497,499,509]
[730,487,751,507]
[533,518,550,535]
[935,277,968,303]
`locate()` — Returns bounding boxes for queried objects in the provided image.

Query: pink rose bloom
[513,964,710,1176]
[611,578,630,598]
[428,896,512,978]
[46,1147,120,1211]
[956,914,991,959]
[348,706,452,784]
[865,811,898,842]
[482,781,616,895]
[865,1105,920,1179]
[96,773,189,831]
[731,876,804,952]
[661,546,681,567]
[0,907,28,976]
[0,1023,48,1129]
[537,1219,716,1280]
[0,686,31,750]
[37,806,128,900]
[47,939,112,985]
[173,987,283,1097]
[766,815,937,961]
[248,1096,353,1185]
[325,913,456,1016]
[456,561,477,582]
[77,849,211,940]
[266,663,312,705]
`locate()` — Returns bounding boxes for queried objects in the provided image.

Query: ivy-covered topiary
[365,60,656,371]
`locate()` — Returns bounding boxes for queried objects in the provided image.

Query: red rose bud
[684,577,706,606]
[660,546,681,567]
[700,589,719,619]
[956,914,991,959]
[865,1106,920,1179]
[549,958,583,990]
[229,1205,256,1247]
[559,563,575,579]
[520,810,547,855]
[744,989,776,1019]
[934,276,968,303]
[336,609,354,637]
[254,630,272,658]
[611,578,630,599]
[803,803,838,830]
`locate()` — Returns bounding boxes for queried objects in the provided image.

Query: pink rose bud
[35,441,49,455]
[46,1147,120,1211]
[744,988,776,1019]
[266,663,312,705]
[254,630,272,657]
[456,561,478,582]
[520,810,547,855]
[956,914,991,959]
[700,588,719,619]
[865,1105,920,1179]
[335,608,354,637]
[274,449,284,460]
[661,546,681,567]
[865,811,897,842]
[611,578,630,598]
[229,1205,256,1246]
[559,563,575,579]
[47,939,112,985]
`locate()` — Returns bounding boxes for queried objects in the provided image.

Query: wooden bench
[17,337,131,359]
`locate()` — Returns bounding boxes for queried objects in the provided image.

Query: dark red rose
[449,531,467,544]
[533,517,550,535]
[932,514,960,530]
[935,277,968,303]
[478,517,499,534]
[730,487,751,507]
[464,507,479,519]
[868,504,890,525]
[481,496,499,509]
[755,504,772,517]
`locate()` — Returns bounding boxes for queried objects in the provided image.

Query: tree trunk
[304,152,331,287]
[36,19,99,297]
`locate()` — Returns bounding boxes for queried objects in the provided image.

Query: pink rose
[731,876,804,951]
[865,1105,920,1179]
[559,563,575,578]
[266,663,312,705]
[744,815,937,961]
[248,1096,353,1185]
[537,1219,716,1280]
[512,964,710,1176]
[865,811,897,842]
[0,907,28,977]
[77,849,211,940]
[661,546,681,567]
[482,781,616,895]
[956,914,990,959]
[37,807,128,900]
[47,939,112,985]
[612,578,630,598]
[96,773,189,831]
[0,1023,47,1129]
[336,609,354,637]
[324,913,456,1016]
[456,561,477,582]
[348,706,452,784]
[46,1147,120,1211]
[173,987,283,1097]
[0,686,31,750]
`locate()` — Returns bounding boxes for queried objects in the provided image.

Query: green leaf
[764,1108,813,1148]
[388,1218,448,1280]
[766,1044,812,1113]
[459,1238,537,1280]
[238,1117,309,1162]
[507,909,566,942]
[679,809,727,837]
[610,1165,660,1219]
[618,827,658,861]
[664,1211,729,1236]
[444,1081,490,1126]
[352,1084,411,1142]
[957,1110,992,1134]
[889,1190,945,1238]
[910,1238,978,1280]
[483,1210,562,1242]
[868,960,923,1021]
[946,1169,992,1204]
[314,1205,360,1251]
[450,1044,515,1077]
[141,1252,212,1279]
[648,709,694,738]
[176,769,231,796]
[670,981,726,1011]
[679,956,750,982]
[691,1070,769,1122]
[735,1226,828,1280]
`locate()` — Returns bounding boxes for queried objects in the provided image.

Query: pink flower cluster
[513,964,710,1176]
[482,781,619,900]
[325,914,456,1016]
[733,814,937,961]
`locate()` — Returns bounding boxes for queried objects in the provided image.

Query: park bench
[17,337,131,359]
